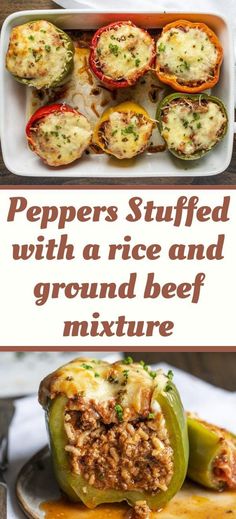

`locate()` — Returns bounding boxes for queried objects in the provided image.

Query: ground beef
[213,447,236,489]
[64,398,174,495]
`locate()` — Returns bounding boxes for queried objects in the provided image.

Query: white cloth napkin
[53,0,236,30]
[0,352,121,398]
[6,362,236,519]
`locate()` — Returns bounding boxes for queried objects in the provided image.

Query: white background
[0,188,235,347]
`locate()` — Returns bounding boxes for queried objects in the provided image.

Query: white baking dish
[0,9,235,178]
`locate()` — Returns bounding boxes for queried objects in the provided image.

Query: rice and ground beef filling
[94,24,154,82]
[64,398,174,493]
[156,26,219,86]
[161,99,227,157]
[98,111,154,159]
[213,444,236,489]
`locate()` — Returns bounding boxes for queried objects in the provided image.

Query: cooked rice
[64,397,174,494]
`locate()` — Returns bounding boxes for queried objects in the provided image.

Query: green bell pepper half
[46,376,189,511]
[12,22,74,90]
[156,92,228,160]
[187,415,236,490]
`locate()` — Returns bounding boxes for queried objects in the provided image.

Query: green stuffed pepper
[156,93,228,160]
[6,20,74,90]
[39,358,189,516]
[187,414,236,490]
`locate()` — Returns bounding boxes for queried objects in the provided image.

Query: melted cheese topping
[40,358,167,415]
[101,111,154,159]
[30,111,92,166]
[28,46,166,152]
[6,20,73,89]
[157,26,218,84]
[95,23,153,81]
[161,100,226,157]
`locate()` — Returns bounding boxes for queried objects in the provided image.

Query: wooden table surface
[1,0,236,185]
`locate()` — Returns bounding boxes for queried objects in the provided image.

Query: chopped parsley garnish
[81,363,93,370]
[201,44,204,51]
[135,58,141,67]
[123,356,133,365]
[45,45,51,52]
[108,375,119,384]
[109,43,119,56]
[140,361,157,379]
[193,112,200,121]
[140,360,148,369]
[115,404,123,422]
[149,371,157,379]
[121,124,138,140]
[197,122,202,129]
[122,124,135,134]
[112,129,118,137]
[123,370,129,380]
[158,42,166,52]
[28,35,34,41]
[182,119,189,128]
[165,371,174,391]
[94,372,100,378]
[183,61,190,70]
[35,54,42,62]
[148,413,155,420]
[179,60,190,71]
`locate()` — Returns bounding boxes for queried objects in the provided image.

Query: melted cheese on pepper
[6,20,73,89]
[30,111,92,166]
[157,26,218,84]
[95,23,154,81]
[161,100,226,157]
[39,358,167,416]
[101,111,154,159]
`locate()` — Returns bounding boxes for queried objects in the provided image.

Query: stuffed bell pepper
[155,20,223,93]
[6,20,74,90]
[93,101,154,159]
[26,103,92,166]
[188,414,236,491]
[89,21,155,89]
[39,358,189,516]
[156,93,228,160]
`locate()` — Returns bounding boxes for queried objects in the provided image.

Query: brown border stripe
[0,185,236,190]
[0,347,236,352]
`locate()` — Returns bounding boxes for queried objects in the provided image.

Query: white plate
[16,447,236,519]
[0,10,235,177]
